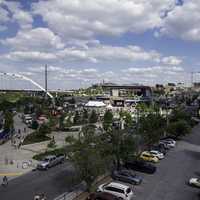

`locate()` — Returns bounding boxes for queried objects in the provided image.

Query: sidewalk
[0,114,36,183]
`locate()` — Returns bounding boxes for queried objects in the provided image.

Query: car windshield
[126,188,131,194]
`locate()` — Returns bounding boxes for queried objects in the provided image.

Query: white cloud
[13,10,33,30]
[0,1,33,30]
[1,28,65,51]
[159,0,200,41]
[57,44,163,63]
[162,56,182,65]
[0,5,10,23]
[32,0,176,41]
[3,51,57,61]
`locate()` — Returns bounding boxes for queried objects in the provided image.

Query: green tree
[69,97,76,104]
[100,129,136,170]
[82,109,89,124]
[37,124,51,137]
[66,125,107,190]
[31,120,39,130]
[170,107,191,122]
[89,110,98,124]
[119,111,133,128]
[167,120,191,138]
[138,113,166,148]
[103,110,113,131]
[4,111,14,132]
[59,113,66,130]
[73,111,81,125]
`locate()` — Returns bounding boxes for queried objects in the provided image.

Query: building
[101,84,152,106]
[193,82,200,92]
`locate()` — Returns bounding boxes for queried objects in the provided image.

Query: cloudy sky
[0,0,200,90]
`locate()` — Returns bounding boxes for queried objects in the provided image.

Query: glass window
[126,188,131,194]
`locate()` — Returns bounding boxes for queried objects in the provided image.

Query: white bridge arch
[0,72,54,99]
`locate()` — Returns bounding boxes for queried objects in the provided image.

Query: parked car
[151,145,167,155]
[140,151,159,163]
[189,178,200,188]
[161,138,176,145]
[86,192,120,200]
[111,169,142,185]
[149,150,164,159]
[97,182,134,200]
[124,160,156,174]
[37,154,65,170]
[159,141,171,150]
[161,140,175,148]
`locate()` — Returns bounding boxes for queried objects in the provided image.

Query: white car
[97,182,134,200]
[189,178,200,188]
[162,138,176,145]
[149,150,164,159]
[161,140,175,148]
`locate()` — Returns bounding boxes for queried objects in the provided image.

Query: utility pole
[191,72,194,87]
[45,64,48,98]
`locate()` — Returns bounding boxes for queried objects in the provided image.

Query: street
[0,161,78,200]
[134,123,200,200]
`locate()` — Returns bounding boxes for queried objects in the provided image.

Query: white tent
[106,104,113,109]
[85,101,106,107]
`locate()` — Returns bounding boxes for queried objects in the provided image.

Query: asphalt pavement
[0,162,78,200]
[134,123,200,200]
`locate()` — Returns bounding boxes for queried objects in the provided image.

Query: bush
[22,132,51,145]
[33,147,67,160]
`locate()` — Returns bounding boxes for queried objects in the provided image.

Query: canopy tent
[85,101,106,107]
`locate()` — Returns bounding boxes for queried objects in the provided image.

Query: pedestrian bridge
[0,72,53,99]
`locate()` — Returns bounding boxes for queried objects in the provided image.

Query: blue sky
[0,0,200,90]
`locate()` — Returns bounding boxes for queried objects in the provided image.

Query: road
[0,161,79,200]
[134,123,200,200]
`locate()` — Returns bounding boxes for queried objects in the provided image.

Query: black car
[124,160,156,174]
[111,169,142,185]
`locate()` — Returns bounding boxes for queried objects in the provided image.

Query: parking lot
[132,123,200,200]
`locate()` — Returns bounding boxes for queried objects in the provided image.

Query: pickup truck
[37,154,65,170]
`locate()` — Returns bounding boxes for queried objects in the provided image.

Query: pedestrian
[2,176,8,187]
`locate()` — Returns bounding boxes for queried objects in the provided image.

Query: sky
[0,0,200,90]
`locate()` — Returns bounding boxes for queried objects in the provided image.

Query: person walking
[2,176,8,187]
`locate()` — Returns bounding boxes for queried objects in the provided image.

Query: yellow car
[140,151,159,163]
